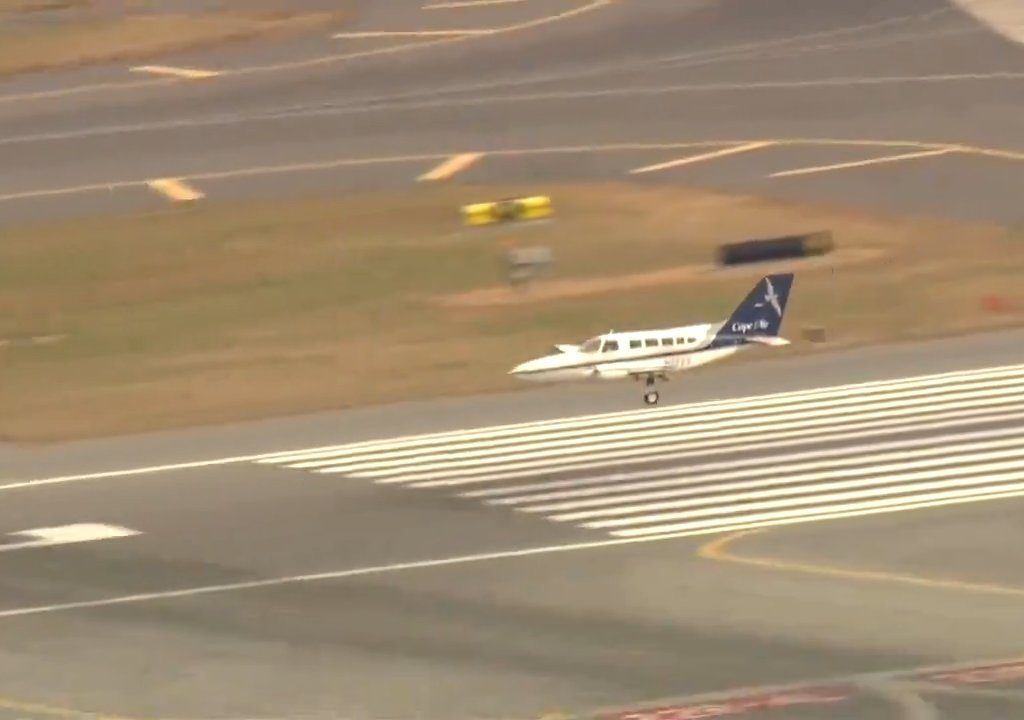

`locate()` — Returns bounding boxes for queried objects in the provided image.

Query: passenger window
[630,340,642,349]
[687,337,696,344]
[645,339,658,347]
[604,340,619,352]
[660,338,672,346]
[675,338,685,345]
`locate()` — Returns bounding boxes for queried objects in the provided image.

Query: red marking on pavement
[921,660,1024,686]
[980,294,1017,314]
[605,686,850,720]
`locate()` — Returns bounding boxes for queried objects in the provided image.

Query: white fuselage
[509,322,744,382]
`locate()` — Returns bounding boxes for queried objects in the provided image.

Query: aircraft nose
[509,357,544,376]
[508,361,528,376]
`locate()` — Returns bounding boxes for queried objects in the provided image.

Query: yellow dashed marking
[418,152,483,181]
[147,178,205,203]
[129,65,219,80]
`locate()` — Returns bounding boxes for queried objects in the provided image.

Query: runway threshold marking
[629,142,775,174]
[254,364,1024,539]
[129,65,219,80]
[698,529,1024,598]
[418,152,483,181]
[770,148,958,178]
[146,178,204,203]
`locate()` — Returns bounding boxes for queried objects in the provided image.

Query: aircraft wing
[593,359,674,379]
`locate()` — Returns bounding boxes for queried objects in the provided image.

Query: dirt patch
[439,249,885,307]
[0,183,1020,442]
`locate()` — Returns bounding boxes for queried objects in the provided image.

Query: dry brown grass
[0,3,345,76]
[0,182,1021,442]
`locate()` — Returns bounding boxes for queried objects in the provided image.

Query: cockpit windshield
[580,337,603,353]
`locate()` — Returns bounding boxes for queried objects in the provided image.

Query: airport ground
[0,1,1023,718]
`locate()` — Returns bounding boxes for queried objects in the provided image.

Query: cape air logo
[732,318,769,333]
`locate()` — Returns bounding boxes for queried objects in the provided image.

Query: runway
[1,1,1023,718]
[255,364,1024,538]
[3,331,1024,718]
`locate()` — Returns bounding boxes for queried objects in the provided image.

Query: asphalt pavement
[0,0,1022,223]
[2,330,1024,719]
[1,1,1023,719]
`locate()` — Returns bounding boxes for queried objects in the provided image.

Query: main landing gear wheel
[643,376,659,406]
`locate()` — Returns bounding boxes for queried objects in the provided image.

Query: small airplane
[509,273,795,406]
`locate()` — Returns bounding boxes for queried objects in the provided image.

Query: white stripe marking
[303,379,1024,475]
[257,364,1024,464]
[467,426,1024,499]
[2,364,1023,495]
[332,30,489,38]
[629,142,775,174]
[281,371,1024,469]
[372,404,1024,487]
[340,395,1024,484]
[609,477,1024,537]
[553,449,1024,522]
[770,148,955,178]
[444,407,1024,488]
[1,523,139,553]
[489,430,1024,508]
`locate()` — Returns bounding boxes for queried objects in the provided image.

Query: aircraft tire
[644,390,659,406]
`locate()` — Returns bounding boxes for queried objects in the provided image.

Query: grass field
[1,182,1021,442]
[0,1,343,76]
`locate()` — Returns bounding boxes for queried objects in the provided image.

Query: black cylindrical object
[717,231,833,266]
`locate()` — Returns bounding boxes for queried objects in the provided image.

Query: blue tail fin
[710,273,794,347]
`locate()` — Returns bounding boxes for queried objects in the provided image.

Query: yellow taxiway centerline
[629,141,776,175]
[699,529,1024,597]
[147,178,205,203]
[770,148,957,178]
[129,65,220,80]
[418,152,483,181]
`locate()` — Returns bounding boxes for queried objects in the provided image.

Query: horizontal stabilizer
[743,335,791,346]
